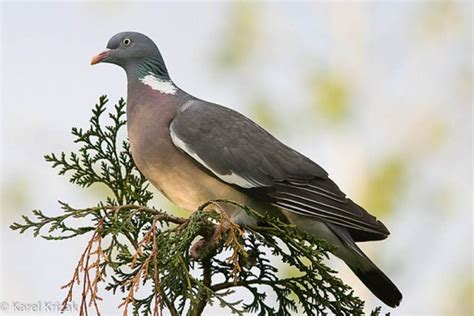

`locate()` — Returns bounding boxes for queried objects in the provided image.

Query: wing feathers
[281,181,347,203]
[170,100,389,240]
[266,180,390,238]
[270,201,365,232]
[270,191,360,217]
[270,193,383,234]
[286,178,346,199]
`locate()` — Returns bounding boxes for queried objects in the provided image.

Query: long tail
[327,224,402,308]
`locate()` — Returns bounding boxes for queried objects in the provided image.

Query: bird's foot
[189,222,232,260]
[190,238,209,259]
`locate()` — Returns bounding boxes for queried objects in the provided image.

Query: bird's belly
[145,163,228,211]
[130,136,250,212]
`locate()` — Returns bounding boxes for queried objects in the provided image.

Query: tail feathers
[347,254,402,308]
[327,223,402,308]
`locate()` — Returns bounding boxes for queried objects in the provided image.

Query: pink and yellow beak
[90,49,111,65]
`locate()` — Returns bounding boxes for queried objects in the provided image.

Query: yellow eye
[122,38,132,46]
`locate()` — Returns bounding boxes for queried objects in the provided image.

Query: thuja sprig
[10,96,386,316]
[44,96,152,206]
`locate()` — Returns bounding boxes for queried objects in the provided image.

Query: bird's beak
[91,49,111,65]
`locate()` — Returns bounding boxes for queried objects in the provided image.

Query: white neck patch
[139,72,178,95]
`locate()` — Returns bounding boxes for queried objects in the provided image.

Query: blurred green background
[1,1,472,315]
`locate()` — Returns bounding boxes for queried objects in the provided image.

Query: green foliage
[44,96,153,206]
[11,96,384,315]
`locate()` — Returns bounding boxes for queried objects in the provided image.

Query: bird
[91,31,402,308]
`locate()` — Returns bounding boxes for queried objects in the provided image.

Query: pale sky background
[1,1,473,316]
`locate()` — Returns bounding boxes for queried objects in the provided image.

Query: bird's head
[91,32,169,79]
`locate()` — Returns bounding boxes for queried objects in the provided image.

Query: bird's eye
[122,38,132,47]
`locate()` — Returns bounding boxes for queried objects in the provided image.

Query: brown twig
[60,202,248,315]
[199,200,247,283]
[118,226,153,314]
[61,219,106,315]
[119,215,167,316]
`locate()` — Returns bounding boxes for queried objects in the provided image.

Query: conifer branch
[11,96,386,315]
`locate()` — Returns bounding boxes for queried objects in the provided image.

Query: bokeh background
[1,1,472,315]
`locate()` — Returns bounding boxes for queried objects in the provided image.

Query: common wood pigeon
[91,32,402,308]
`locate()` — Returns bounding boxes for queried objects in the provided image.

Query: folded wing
[170,99,389,241]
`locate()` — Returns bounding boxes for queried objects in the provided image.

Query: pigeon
[91,31,402,308]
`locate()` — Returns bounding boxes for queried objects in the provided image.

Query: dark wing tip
[376,219,391,237]
[345,198,391,241]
